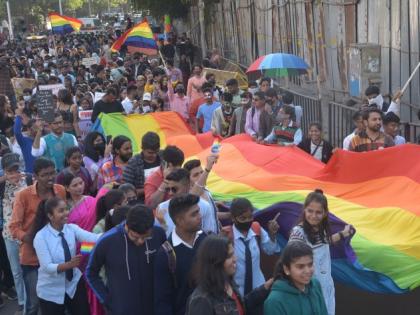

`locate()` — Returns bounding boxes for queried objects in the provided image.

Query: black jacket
[186,283,269,315]
[298,138,334,163]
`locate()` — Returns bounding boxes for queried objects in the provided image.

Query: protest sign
[11,78,37,97]
[78,110,93,139]
[82,57,98,67]
[39,84,65,96]
[36,90,55,122]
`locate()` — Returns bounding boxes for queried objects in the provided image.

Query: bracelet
[204,168,211,173]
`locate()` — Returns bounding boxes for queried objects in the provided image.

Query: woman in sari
[63,172,97,232]
[63,172,106,315]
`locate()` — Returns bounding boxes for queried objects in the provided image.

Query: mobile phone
[106,135,112,144]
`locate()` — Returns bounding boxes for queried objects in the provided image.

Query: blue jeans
[4,238,25,306]
[21,265,39,315]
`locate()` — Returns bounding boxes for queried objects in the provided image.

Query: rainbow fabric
[48,13,82,34]
[80,242,95,255]
[93,112,420,294]
[164,15,171,43]
[111,20,158,55]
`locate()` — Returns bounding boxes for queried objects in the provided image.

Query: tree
[132,0,189,19]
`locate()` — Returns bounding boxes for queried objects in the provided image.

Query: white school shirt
[34,223,100,304]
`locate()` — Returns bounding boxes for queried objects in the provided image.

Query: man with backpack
[154,194,207,315]
[86,205,166,315]
[224,198,281,297]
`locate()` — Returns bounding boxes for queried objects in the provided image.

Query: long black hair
[64,146,82,168]
[30,197,64,244]
[297,189,332,244]
[273,241,313,282]
[84,131,105,162]
[95,189,125,224]
[193,235,232,298]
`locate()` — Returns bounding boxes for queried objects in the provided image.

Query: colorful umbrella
[246,53,309,77]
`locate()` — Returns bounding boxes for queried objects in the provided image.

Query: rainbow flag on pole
[80,242,96,255]
[111,20,158,55]
[48,12,82,34]
[92,112,420,294]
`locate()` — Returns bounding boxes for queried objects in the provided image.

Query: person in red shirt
[144,145,184,209]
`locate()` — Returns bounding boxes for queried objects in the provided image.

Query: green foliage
[132,0,189,18]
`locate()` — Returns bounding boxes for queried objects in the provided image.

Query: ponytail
[30,197,63,245]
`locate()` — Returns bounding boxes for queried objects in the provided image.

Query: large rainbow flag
[93,112,420,294]
[111,20,158,55]
[48,12,82,34]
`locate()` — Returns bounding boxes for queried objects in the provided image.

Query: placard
[78,110,93,139]
[11,78,37,97]
[36,90,55,122]
[82,57,98,68]
[39,84,65,96]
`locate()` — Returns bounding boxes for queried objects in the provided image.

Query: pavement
[0,297,19,315]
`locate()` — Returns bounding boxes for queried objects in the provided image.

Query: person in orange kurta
[9,158,66,315]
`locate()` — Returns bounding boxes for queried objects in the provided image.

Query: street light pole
[88,0,92,16]
[59,0,63,15]
[6,1,13,40]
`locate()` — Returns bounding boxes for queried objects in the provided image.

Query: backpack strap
[162,240,177,288]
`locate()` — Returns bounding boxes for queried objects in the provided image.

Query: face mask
[128,199,139,206]
[248,87,258,95]
[23,95,31,102]
[368,94,383,107]
[235,220,253,232]
[94,143,105,153]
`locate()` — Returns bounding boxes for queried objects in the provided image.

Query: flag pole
[158,49,167,69]
[401,61,420,94]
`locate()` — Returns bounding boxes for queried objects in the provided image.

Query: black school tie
[59,232,73,281]
[240,238,253,295]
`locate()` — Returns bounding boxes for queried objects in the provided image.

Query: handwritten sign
[39,84,65,96]
[82,57,98,68]
[78,110,93,139]
[36,90,55,122]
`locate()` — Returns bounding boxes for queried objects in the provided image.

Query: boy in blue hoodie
[86,205,166,315]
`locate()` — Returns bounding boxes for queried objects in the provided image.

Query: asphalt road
[0,297,18,315]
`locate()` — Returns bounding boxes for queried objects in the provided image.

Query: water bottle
[211,141,221,154]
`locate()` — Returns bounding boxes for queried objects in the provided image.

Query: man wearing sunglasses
[155,168,217,237]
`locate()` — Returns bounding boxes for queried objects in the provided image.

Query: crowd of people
[0,28,409,315]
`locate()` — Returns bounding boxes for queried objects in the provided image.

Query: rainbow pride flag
[92,112,420,294]
[80,242,95,255]
[111,20,158,55]
[48,12,82,34]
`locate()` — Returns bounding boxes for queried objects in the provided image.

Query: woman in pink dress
[187,64,207,105]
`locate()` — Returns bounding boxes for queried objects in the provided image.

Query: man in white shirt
[122,85,139,114]
[155,168,217,237]
[31,113,78,171]
[343,111,364,150]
